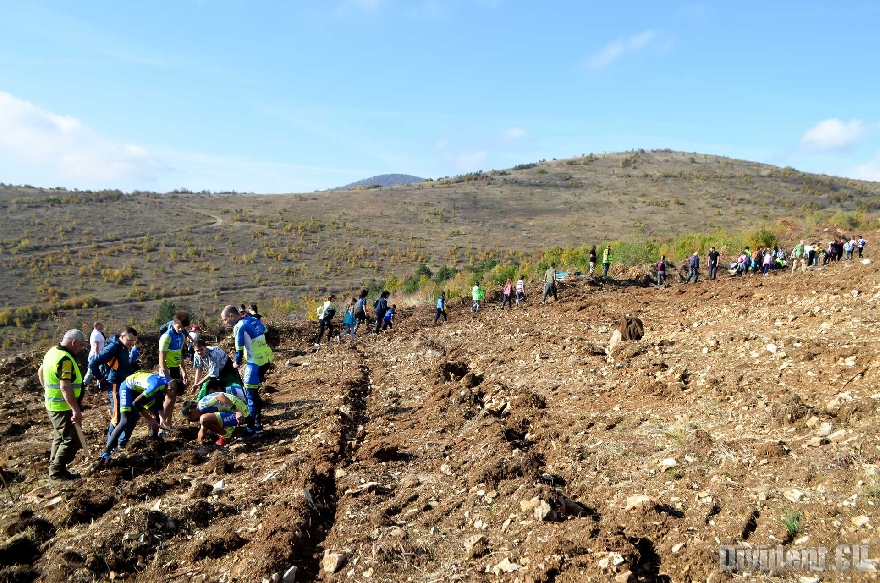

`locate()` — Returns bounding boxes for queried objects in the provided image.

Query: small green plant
[862,476,880,502]
[535,168,548,175]
[780,510,803,539]
[665,467,684,480]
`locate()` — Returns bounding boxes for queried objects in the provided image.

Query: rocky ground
[1,256,880,583]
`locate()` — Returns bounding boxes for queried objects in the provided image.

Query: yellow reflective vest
[42,346,82,412]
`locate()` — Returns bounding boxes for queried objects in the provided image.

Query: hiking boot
[215,436,230,447]
[254,424,264,434]
[50,469,81,481]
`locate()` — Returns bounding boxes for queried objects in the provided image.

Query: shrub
[745,228,778,249]
[434,266,457,284]
[155,299,178,328]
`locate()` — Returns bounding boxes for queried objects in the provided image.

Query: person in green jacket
[602,245,613,278]
[471,283,485,313]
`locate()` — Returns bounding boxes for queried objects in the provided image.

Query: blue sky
[1,0,878,193]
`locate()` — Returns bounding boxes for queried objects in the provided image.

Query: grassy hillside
[1,149,878,349]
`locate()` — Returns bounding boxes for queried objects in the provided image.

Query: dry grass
[1,149,878,349]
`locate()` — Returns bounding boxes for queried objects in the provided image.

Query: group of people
[38,304,274,481]
[312,290,397,345]
[658,236,868,286]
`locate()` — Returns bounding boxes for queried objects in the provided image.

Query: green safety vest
[159,329,185,368]
[42,346,82,412]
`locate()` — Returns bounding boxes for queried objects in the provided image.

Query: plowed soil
[2,259,880,583]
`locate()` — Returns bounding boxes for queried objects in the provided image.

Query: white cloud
[498,127,529,142]
[455,150,489,172]
[0,92,158,185]
[800,119,866,151]
[586,29,670,69]
[850,156,880,181]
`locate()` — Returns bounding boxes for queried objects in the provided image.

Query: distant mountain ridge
[336,173,424,190]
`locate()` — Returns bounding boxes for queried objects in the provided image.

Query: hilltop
[0,149,878,349]
[1,257,879,581]
[335,173,424,190]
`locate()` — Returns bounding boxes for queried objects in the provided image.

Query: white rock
[625,494,655,511]
[799,577,821,583]
[671,543,684,553]
[611,552,625,566]
[608,330,622,353]
[492,558,519,575]
[520,497,540,512]
[828,429,847,443]
[282,566,297,583]
[766,343,778,354]
[816,422,834,437]
[862,259,872,265]
[321,552,349,574]
[783,489,805,502]
[212,480,226,492]
[851,515,870,528]
[659,457,678,469]
[795,535,810,545]
[845,356,857,367]
[535,500,555,521]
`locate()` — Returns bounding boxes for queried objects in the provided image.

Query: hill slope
[1,258,879,581]
[0,150,878,349]
[336,173,424,189]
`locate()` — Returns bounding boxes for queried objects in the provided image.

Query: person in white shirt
[81,321,105,387]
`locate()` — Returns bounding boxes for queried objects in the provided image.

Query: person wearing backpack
[382,304,396,330]
[434,291,447,324]
[314,295,338,345]
[354,289,369,329]
[373,290,390,334]
[656,256,667,286]
[338,298,358,343]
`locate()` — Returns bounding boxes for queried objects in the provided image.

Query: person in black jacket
[373,290,390,334]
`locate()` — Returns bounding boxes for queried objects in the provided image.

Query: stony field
[1,255,879,582]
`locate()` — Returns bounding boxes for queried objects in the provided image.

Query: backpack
[343,309,355,326]
[158,320,174,334]
[656,261,665,271]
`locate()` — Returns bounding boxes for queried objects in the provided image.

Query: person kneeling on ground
[99,373,183,462]
[191,339,238,398]
[181,391,251,446]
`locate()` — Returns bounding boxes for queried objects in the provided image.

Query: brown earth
[1,258,880,582]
